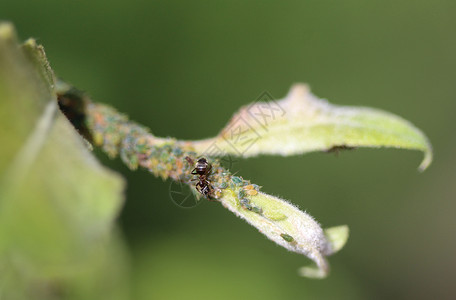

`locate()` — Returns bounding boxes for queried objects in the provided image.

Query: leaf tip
[418,143,433,172]
[324,225,349,254]
[0,22,16,40]
[298,264,328,279]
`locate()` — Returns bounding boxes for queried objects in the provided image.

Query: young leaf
[192,84,432,171]
[220,189,349,279]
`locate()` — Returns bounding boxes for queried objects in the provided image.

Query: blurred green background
[1,0,455,299]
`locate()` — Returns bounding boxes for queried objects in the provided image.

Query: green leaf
[220,188,348,279]
[193,84,432,171]
[324,225,349,254]
[0,23,128,299]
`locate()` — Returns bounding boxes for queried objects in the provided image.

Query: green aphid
[237,189,246,199]
[231,176,243,185]
[219,182,228,189]
[135,142,149,153]
[240,198,252,210]
[172,147,183,156]
[280,233,295,243]
[167,155,176,164]
[252,184,261,191]
[159,150,169,161]
[251,206,263,214]
[149,147,159,158]
[129,156,139,170]
[120,149,138,170]
[108,133,121,145]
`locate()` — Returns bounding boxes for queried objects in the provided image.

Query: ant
[185,156,215,199]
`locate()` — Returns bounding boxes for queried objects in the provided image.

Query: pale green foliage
[194,84,432,171]
[220,189,349,278]
[0,23,128,299]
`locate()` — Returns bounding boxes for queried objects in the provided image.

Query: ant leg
[205,183,218,202]
[195,181,203,193]
[206,189,218,201]
[185,156,194,165]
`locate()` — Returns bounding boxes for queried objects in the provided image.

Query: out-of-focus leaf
[0,23,127,299]
[193,84,432,171]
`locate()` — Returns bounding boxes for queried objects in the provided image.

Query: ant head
[197,157,208,164]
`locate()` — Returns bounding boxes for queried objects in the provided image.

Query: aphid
[218,182,228,189]
[246,189,258,196]
[250,206,262,214]
[240,198,252,210]
[172,147,183,156]
[231,176,243,185]
[326,145,356,156]
[186,156,215,199]
[280,233,295,243]
[244,185,258,196]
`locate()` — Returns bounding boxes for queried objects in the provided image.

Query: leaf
[193,84,432,171]
[0,23,128,299]
[220,188,349,279]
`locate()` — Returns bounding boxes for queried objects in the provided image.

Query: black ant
[185,156,215,199]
